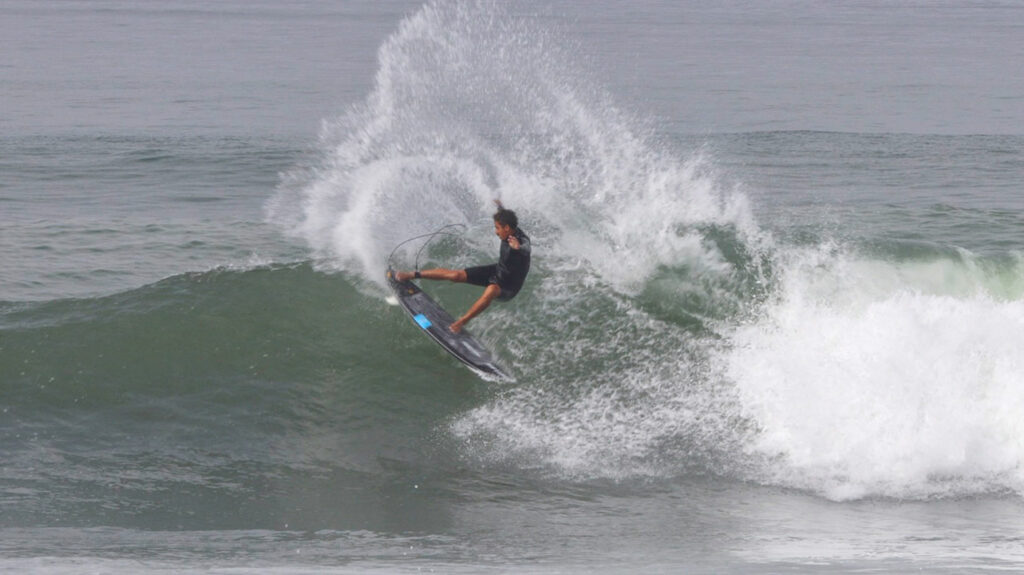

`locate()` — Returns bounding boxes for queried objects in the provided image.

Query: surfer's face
[494,221,513,241]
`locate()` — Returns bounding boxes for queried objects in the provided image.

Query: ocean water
[3,1,1024,573]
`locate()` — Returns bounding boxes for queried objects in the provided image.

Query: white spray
[269,0,1024,500]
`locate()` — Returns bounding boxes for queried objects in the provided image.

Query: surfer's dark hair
[493,207,518,229]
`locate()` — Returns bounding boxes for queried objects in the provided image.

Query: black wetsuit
[464,228,531,301]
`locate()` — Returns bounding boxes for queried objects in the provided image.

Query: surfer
[394,201,531,333]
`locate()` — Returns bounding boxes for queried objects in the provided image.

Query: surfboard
[386,269,511,381]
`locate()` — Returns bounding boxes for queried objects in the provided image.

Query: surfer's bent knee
[483,283,501,300]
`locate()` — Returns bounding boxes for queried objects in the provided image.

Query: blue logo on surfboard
[413,313,432,329]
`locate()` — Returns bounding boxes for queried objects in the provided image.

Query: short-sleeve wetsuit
[464,228,531,301]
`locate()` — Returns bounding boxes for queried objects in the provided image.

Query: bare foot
[449,319,466,333]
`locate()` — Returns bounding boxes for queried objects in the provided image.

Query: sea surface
[3,1,1024,573]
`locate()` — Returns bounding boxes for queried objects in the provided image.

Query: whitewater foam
[726,248,1024,499]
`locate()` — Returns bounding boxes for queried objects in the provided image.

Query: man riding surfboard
[393,201,531,333]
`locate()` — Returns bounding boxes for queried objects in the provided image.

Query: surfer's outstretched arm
[451,284,501,333]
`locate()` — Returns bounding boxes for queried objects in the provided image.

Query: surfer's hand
[507,235,520,250]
